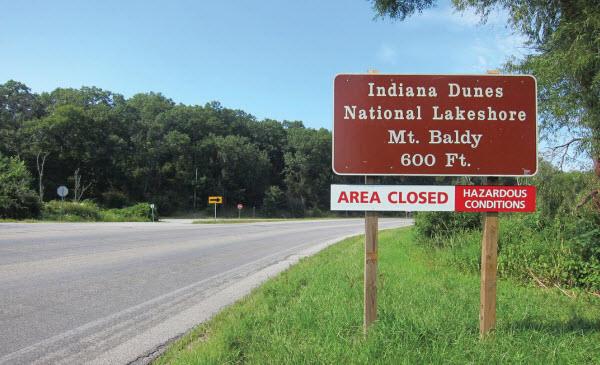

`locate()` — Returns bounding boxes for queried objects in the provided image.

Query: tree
[248,119,287,186]
[370,0,600,203]
[22,106,110,195]
[262,185,285,217]
[284,127,332,210]
[0,80,42,156]
[211,135,271,207]
[35,151,50,203]
[0,80,42,131]
[72,168,92,203]
[0,152,41,219]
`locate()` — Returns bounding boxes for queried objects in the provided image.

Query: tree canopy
[0,80,345,217]
[370,0,600,202]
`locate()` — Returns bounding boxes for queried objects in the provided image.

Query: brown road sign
[208,196,222,204]
[333,74,537,176]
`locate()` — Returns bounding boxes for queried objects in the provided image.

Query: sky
[0,0,526,131]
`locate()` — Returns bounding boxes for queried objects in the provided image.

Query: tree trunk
[36,151,49,203]
[73,168,91,203]
[593,155,600,211]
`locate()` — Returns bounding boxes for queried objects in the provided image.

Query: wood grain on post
[364,176,379,333]
[480,176,499,337]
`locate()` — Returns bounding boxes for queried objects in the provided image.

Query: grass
[0,218,48,223]
[155,227,600,364]
[193,219,286,224]
[192,218,363,224]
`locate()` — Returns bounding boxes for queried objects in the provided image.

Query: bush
[286,196,305,218]
[413,211,481,245]
[153,194,179,216]
[499,212,600,291]
[102,189,130,208]
[42,201,154,222]
[416,212,600,292]
[262,186,285,217]
[0,153,41,219]
[43,200,100,221]
[100,203,154,222]
[309,206,325,217]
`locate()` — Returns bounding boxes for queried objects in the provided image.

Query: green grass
[193,219,285,224]
[0,218,48,223]
[155,227,600,364]
[192,218,362,224]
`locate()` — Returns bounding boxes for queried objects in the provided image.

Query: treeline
[0,80,348,217]
[0,80,451,219]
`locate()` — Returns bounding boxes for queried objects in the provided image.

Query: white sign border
[331,73,539,177]
[331,184,455,211]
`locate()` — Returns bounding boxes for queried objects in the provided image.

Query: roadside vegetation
[415,161,600,294]
[42,200,155,222]
[192,217,354,224]
[0,81,358,219]
[0,81,470,222]
[155,227,600,364]
[0,200,156,222]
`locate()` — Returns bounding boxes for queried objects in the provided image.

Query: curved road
[0,219,412,364]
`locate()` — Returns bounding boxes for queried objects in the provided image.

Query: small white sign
[57,186,68,197]
[331,185,455,211]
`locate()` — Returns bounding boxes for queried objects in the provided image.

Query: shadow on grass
[505,316,600,334]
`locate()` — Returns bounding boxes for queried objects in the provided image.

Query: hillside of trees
[0,80,355,218]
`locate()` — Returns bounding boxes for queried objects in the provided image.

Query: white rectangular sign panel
[331,185,455,211]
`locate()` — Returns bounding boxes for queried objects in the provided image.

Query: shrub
[153,194,179,216]
[0,153,41,219]
[413,211,481,245]
[42,201,153,222]
[100,203,153,222]
[43,200,100,221]
[309,206,325,218]
[102,190,130,208]
[418,212,600,292]
[262,186,285,217]
[286,196,305,218]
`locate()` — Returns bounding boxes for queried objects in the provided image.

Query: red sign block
[333,74,537,176]
[455,186,536,212]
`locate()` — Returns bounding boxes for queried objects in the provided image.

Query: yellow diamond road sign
[208,196,222,204]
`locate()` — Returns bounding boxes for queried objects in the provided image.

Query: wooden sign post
[480,176,499,337]
[332,73,537,338]
[364,176,379,333]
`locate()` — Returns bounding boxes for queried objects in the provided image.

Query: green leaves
[0,79,340,218]
[370,0,436,21]
[0,153,40,219]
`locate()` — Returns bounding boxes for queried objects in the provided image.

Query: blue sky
[1,0,525,130]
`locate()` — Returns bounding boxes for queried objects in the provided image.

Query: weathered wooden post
[364,176,379,333]
[480,176,499,337]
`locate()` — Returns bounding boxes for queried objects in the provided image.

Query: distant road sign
[208,196,222,204]
[237,204,243,210]
[57,186,68,197]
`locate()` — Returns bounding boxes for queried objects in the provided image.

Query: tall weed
[414,212,600,292]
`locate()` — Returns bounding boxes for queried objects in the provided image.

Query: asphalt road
[0,218,412,364]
